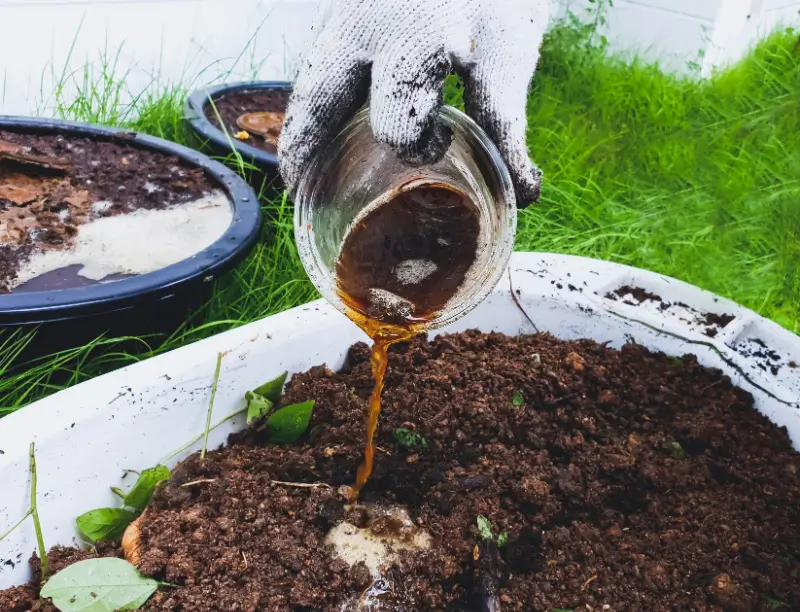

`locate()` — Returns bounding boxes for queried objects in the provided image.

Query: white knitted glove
[278,0,551,207]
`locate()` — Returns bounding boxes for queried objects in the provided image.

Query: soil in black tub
[3,331,800,611]
[0,130,232,293]
[204,89,290,154]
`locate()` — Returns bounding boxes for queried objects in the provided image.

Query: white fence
[0,0,798,116]
[560,0,800,74]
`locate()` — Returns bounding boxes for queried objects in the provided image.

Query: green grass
[1,16,799,414]
[522,23,800,332]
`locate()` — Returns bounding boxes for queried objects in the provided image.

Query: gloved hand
[278,0,551,207]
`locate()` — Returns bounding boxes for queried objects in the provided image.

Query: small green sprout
[476,515,508,547]
[393,427,428,449]
[512,390,525,407]
[477,515,493,540]
[669,441,686,459]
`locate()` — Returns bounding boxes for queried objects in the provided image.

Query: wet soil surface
[0,129,217,291]
[3,331,800,611]
[204,89,290,154]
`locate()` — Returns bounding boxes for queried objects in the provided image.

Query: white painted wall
[0,0,320,116]
[0,0,798,117]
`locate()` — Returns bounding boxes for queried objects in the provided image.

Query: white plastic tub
[1,252,799,589]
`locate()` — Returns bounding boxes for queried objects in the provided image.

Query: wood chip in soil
[2,331,799,611]
[0,130,218,292]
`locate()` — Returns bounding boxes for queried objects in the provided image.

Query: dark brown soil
[0,130,217,292]
[3,331,800,611]
[700,313,736,339]
[204,89,290,154]
[606,285,663,304]
[700,312,736,329]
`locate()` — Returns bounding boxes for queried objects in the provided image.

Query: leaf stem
[161,407,246,464]
[0,509,32,543]
[200,353,223,461]
[29,442,48,583]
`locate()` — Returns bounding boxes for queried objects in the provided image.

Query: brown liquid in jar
[335,182,481,497]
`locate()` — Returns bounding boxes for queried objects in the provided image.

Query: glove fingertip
[511,162,543,209]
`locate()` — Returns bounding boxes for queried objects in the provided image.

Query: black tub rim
[184,80,293,170]
[0,115,262,325]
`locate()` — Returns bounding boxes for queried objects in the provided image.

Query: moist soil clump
[701,312,736,338]
[0,129,217,291]
[205,90,290,153]
[3,331,800,611]
[606,284,663,304]
[700,312,736,329]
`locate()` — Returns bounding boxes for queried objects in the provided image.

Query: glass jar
[294,105,516,330]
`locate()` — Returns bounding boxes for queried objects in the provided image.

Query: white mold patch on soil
[325,506,432,579]
[12,190,232,288]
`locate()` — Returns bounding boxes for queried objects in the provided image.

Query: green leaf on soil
[393,428,428,449]
[41,557,158,611]
[512,390,525,407]
[669,441,686,459]
[123,465,170,511]
[253,371,288,403]
[245,391,273,426]
[76,508,138,543]
[497,532,509,547]
[266,400,315,444]
[477,515,493,540]
[768,599,788,610]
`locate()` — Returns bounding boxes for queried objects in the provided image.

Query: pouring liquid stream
[334,182,481,497]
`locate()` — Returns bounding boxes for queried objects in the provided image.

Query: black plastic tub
[184,81,292,187]
[0,115,261,355]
